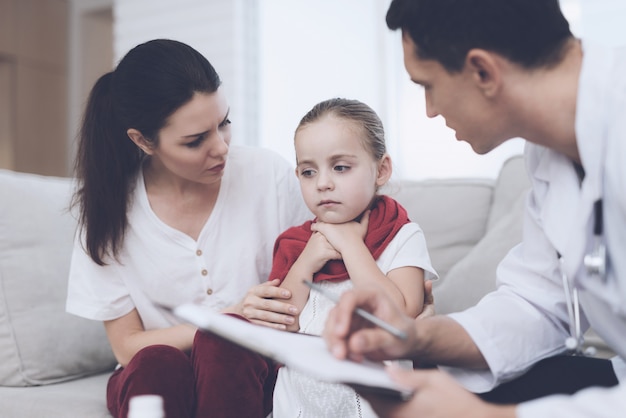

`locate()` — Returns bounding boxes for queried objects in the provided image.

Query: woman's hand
[228,279,299,330]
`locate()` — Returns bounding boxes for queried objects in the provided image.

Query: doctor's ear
[465,49,501,97]
[127,128,154,155]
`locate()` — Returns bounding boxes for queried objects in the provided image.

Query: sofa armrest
[0,169,116,387]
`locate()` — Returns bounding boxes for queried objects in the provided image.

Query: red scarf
[268,195,410,283]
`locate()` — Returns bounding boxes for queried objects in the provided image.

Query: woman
[66,39,311,418]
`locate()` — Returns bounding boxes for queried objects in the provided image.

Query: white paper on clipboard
[171,303,414,401]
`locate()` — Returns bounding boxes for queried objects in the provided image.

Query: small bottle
[128,394,165,418]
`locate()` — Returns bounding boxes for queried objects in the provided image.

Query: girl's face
[295,115,390,224]
[137,89,232,187]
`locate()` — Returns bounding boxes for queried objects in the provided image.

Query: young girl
[66,39,311,418]
[271,98,437,417]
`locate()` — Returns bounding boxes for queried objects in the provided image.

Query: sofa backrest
[387,155,531,315]
[386,177,495,281]
[0,169,116,387]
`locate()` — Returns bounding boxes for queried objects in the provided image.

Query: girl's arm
[313,218,424,318]
[278,232,341,331]
[343,243,424,318]
[104,309,197,367]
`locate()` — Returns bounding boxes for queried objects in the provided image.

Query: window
[258,0,524,180]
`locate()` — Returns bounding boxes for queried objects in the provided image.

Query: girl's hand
[229,279,299,330]
[296,231,341,274]
[311,210,370,253]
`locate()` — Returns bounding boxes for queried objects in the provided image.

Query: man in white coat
[323,0,625,416]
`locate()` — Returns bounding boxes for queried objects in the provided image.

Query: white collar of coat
[531,40,611,279]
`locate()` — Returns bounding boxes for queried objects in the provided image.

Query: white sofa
[0,154,606,417]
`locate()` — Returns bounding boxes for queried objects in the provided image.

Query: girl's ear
[376,154,392,187]
[127,128,154,155]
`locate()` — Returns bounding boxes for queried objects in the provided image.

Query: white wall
[112,0,258,147]
[580,0,626,46]
[257,0,626,180]
[258,0,393,166]
[110,0,626,181]
[561,0,626,46]
[257,0,524,180]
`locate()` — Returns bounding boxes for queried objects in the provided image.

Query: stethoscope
[559,199,605,356]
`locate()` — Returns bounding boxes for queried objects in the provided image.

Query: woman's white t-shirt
[66,146,311,330]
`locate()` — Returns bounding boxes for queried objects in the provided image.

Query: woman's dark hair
[72,39,222,265]
[295,98,386,161]
[386,0,574,72]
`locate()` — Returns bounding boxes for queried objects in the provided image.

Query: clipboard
[169,303,414,401]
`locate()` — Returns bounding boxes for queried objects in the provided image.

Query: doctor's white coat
[444,41,626,417]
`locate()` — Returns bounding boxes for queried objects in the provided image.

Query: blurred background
[0,0,624,179]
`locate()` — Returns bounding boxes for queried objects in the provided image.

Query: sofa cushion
[0,169,116,386]
[387,178,494,279]
[0,372,112,417]
[434,192,528,314]
[434,155,531,314]
[486,155,530,230]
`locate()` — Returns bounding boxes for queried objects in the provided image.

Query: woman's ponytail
[73,71,142,265]
[72,39,223,265]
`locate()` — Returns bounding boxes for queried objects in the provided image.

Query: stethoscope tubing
[559,199,604,356]
[560,257,582,352]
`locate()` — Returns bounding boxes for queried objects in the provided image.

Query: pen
[303,280,408,340]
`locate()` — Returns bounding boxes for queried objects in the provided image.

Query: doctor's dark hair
[72,39,222,265]
[386,0,574,72]
[295,98,386,162]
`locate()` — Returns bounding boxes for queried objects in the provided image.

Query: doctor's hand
[361,366,516,418]
[226,279,298,330]
[323,284,417,363]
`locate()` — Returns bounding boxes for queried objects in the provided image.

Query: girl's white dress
[273,222,437,418]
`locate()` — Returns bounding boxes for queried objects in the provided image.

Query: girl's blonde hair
[295,98,386,161]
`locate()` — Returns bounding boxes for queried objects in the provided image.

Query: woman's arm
[104,309,197,367]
